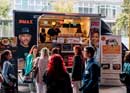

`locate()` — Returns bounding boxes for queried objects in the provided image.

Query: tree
[0,0,10,18]
[113,0,130,48]
[112,0,130,35]
[52,0,74,13]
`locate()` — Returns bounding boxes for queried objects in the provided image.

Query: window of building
[28,5,34,10]
[78,7,83,13]
[15,4,22,10]
[112,6,116,18]
[36,6,42,11]
[100,5,105,16]
[28,0,35,5]
[22,0,28,9]
[36,0,42,4]
[16,0,22,4]
[84,8,88,13]
[0,20,13,37]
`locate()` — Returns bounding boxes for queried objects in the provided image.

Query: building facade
[0,0,123,37]
[74,0,123,29]
[12,0,123,30]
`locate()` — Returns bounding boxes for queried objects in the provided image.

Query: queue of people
[0,45,101,93]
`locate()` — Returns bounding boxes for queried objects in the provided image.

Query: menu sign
[101,35,122,85]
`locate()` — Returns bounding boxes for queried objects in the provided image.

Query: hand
[8,82,13,86]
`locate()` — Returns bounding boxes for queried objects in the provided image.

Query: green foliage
[0,0,10,18]
[113,0,130,34]
[52,0,74,13]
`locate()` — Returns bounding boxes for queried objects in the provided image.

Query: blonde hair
[40,47,50,57]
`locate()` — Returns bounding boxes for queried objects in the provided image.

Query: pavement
[18,84,126,93]
[100,86,126,93]
[18,72,126,93]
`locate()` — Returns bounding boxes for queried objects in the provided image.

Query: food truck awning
[101,20,112,35]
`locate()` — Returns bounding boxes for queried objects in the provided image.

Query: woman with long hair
[43,54,72,93]
[24,45,38,76]
[1,50,16,93]
[24,45,38,93]
[35,47,49,93]
[123,52,130,93]
[71,45,84,93]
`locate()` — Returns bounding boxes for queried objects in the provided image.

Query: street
[18,84,126,93]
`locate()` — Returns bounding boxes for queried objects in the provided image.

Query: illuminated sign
[18,19,33,24]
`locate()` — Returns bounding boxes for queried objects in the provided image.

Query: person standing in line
[35,47,50,93]
[24,45,38,93]
[51,47,61,55]
[43,54,73,93]
[123,52,130,93]
[79,46,100,93]
[71,45,84,93]
[1,50,17,93]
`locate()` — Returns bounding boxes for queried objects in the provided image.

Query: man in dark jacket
[79,46,100,93]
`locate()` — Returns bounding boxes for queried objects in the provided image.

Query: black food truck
[14,11,128,86]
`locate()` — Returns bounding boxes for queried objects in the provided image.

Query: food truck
[14,11,102,68]
[14,10,127,85]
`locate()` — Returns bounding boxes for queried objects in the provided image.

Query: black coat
[43,71,73,93]
[71,55,84,81]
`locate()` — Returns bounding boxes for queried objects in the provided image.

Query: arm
[71,56,80,80]
[24,54,33,75]
[80,64,99,91]
[2,62,10,84]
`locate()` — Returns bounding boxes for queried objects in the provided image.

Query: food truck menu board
[101,35,122,85]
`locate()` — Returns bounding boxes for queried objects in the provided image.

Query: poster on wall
[90,18,101,62]
[101,35,122,85]
[14,11,42,70]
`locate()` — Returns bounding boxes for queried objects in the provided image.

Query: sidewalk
[100,86,126,93]
[18,85,126,93]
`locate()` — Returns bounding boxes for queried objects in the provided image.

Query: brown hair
[51,47,61,55]
[73,45,82,56]
[29,45,39,57]
[124,52,130,63]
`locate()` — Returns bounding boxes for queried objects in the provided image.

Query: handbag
[33,66,38,78]
[120,72,130,85]
[23,74,33,83]
[33,58,39,78]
